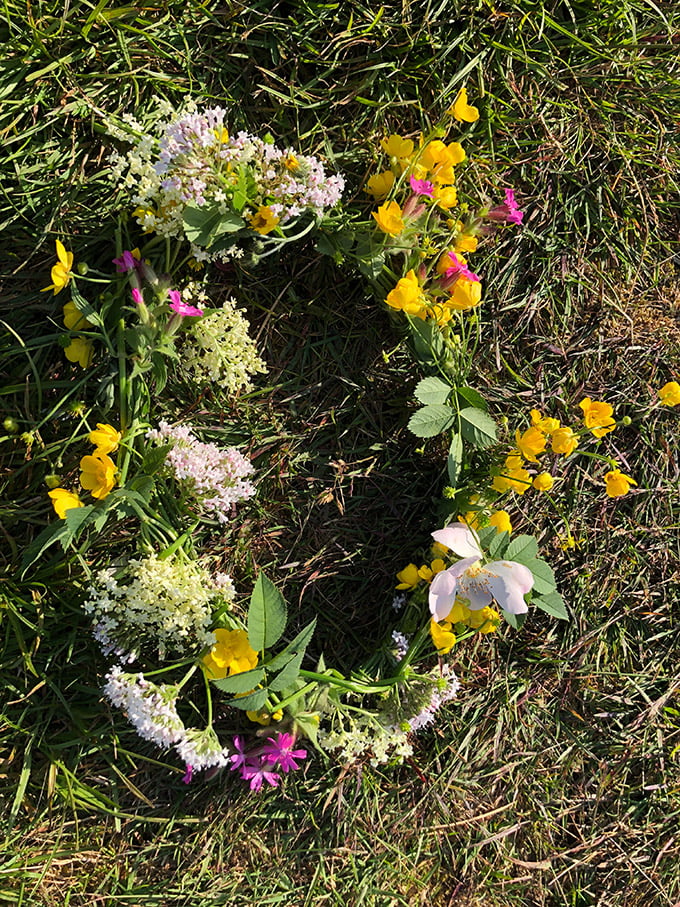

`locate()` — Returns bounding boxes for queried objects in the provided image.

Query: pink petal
[429,558,478,620]
[431,524,482,559]
[482,560,534,614]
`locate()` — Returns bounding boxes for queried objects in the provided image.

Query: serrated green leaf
[213,666,266,694]
[226,687,269,711]
[268,650,306,692]
[414,376,451,405]
[455,386,488,411]
[488,530,510,559]
[534,592,569,620]
[447,432,463,487]
[502,610,528,631]
[183,203,244,247]
[459,407,498,449]
[525,558,557,594]
[142,443,172,476]
[265,619,316,672]
[505,535,539,563]
[407,316,445,368]
[408,404,456,438]
[476,526,497,550]
[248,573,288,651]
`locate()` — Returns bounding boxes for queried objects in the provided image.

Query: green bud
[621,416,632,427]
[77,262,89,276]
[443,486,457,499]
[3,417,19,433]
[45,474,61,489]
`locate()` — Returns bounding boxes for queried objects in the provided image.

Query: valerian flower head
[429,523,534,620]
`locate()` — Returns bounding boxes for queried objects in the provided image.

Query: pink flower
[168,289,203,317]
[181,763,193,784]
[261,732,307,773]
[487,188,524,225]
[113,250,140,273]
[131,288,144,305]
[228,735,250,772]
[442,252,479,283]
[409,175,434,197]
[240,763,281,792]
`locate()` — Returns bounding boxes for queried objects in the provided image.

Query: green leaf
[213,666,266,694]
[265,619,316,672]
[476,526,497,551]
[459,407,498,449]
[447,432,463,487]
[455,386,488,411]
[504,535,539,564]
[488,530,510,560]
[268,651,306,692]
[142,443,172,476]
[69,285,104,328]
[225,687,269,711]
[414,376,451,405]
[247,573,288,651]
[355,233,385,279]
[502,610,528,631]
[407,316,445,369]
[183,203,244,247]
[408,404,455,438]
[524,558,557,595]
[534,592,569,620]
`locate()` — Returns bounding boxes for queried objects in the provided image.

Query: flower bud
[621,416,632,427]
[3,417,19,433]
[77,262,89,276]
[45,474,62,489]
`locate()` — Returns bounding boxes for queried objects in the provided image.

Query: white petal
[431,523,482,559]
[483,560,534,614]
[429,568,461,621]
[457,572,493,610]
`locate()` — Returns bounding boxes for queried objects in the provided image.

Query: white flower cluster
[103,667,185,748]
[109,103,344,251]
[84,555,232,659]
[318,716,414,767]
[146,421,256,523]
[174,727,231,772]
[180,294,267,392]
[383,665,460,733]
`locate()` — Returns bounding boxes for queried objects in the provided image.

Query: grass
[2,0,680,904]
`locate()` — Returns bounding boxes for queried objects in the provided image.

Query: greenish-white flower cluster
[84,554,233,660]
[180,293,267,392]
[318,715,414,766]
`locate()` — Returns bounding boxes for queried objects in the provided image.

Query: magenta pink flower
[131,287,144,305]
[487,188,524,225]
[168,289,203,317]
[113,250,141,273]
[409,175,434,198]
[181,763,193,784]
[240,763,281,792]
[442,251,479,283]
[261,732,307,773]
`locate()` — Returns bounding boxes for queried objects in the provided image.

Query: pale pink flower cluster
[147,420,255,523]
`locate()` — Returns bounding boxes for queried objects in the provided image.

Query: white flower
[429,524,534,621]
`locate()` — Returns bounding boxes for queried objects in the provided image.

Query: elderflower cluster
[84,555,230,659]
[110,104,344,251]
[180,294,267,392]
[103,667,185,748]
[147,421,256,523]
[318,716,414,767]
[174,727,231,772]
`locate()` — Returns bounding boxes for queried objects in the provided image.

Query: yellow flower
[386,270,427,316]
[79,452,116,500]
[431,541,449,558]
[658,381,680,407]
[281,153,299,172]
[579,398,616,438]
[249,206,280,235]
[530,409,560,434]
[449,87,480,123]
[64,337,94,368]
[456,510,481,529]
[48,488,84,519]
[381,134,414,159]
[430,618,456,654]
[515,426,547,463]
[214,127,229,143]
[88,423,121,455]
[373,200,405,235]
[366,170,395,199]
[433,185,458,208]
[488,510,512,534]
[396,563,421,590]
[133,205,157,232]
[418,558,447,582]
[41,240,74,295]
[63,301,93,331]
[604,469,637,498]
[447,277,482,310]
[533,472,554,492]
[466,606,500,633]
[455,232,478,253]
[551,426,578,457]
[492,454,532,495]
[246,708,283,725]
[202,628,258,681]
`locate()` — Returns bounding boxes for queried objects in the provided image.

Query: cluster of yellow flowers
[48,423,120,518]
[41,241,95,368]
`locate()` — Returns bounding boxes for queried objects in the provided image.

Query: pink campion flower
[168,289,203,317]
[240,762,281,792]
[181,763,193,784]
[442,252,479,283]
[409,175,434,197]
[261,732,307,773]
[113,250,140,273]
[131,287,144,305]
[429,523,534,620]
[228,735,250,772]
[487,188,524,225]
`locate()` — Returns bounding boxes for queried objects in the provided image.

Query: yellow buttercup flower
[366,170,395,199]
[63,301,93,331]
[515,426,547,463]
[381,134,414,159]
[551,426,578,457]
[48,488,84,519]
[430,618,456,654]
[418,558,447,582]
[455,232,478,253]
[533,472,554,492]
[79,452,116,500]
[492,454,532,495]
[579,398,616,438]
[449,87,480,123]
[202,628,258,681]
[604,469,637,498]
[488,510,512,534]
[466,606,500,633]
[447,277,482,310]
[386,270,427,316]
[64,337,94,368]
[433,185,458,208]
[88,423,121,455]
[396,563,421,590]
[373,200,405,235]
[530,409,561,434]
[246,708,284,725]
[41,240,74,295]
[658,381,680,407]
[249,206,280,235]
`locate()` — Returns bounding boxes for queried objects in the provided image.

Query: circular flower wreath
[32,91,677,791]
